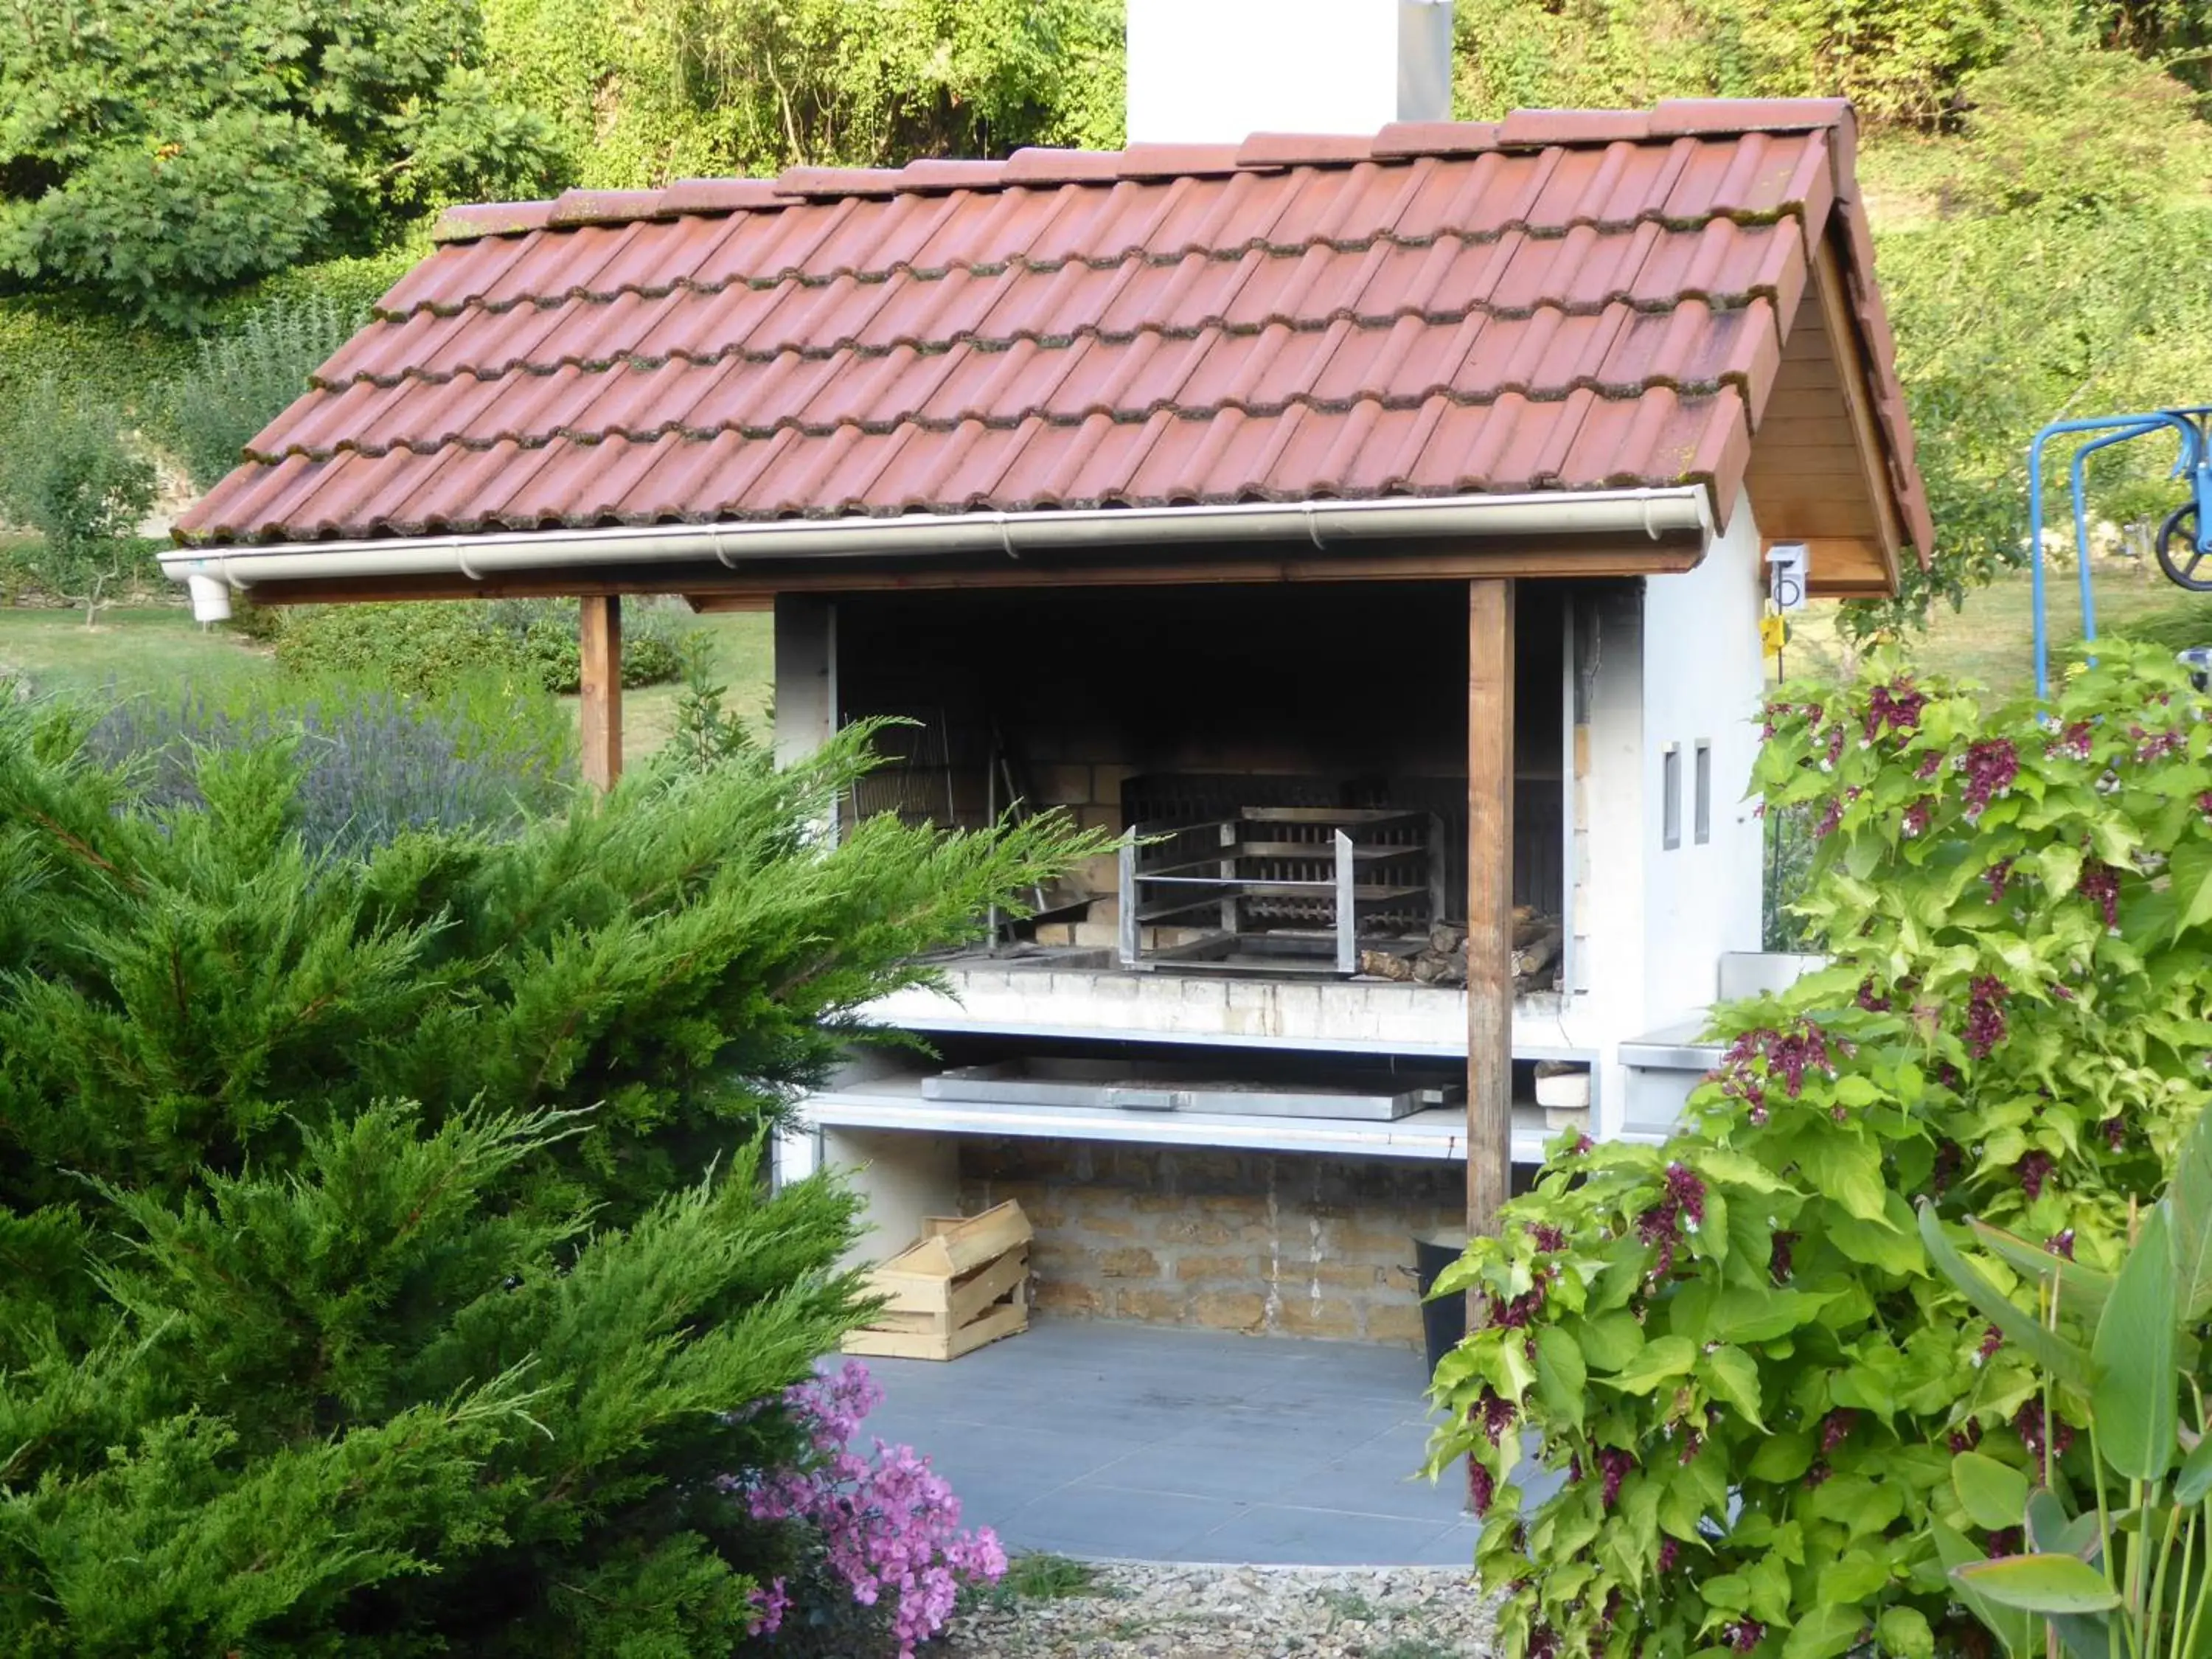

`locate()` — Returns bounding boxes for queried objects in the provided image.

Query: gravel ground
[942,1562,1498,1659]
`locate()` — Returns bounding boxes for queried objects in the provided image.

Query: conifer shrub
[0,702,1095,1652]
[1433,644,2212,1659]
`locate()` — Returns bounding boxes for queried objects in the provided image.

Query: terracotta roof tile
[178,99,1931,552]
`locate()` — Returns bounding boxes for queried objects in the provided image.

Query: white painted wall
[1636,493,1768,1031]
[1556,584,1647,1135]
[1124,0,1453,144]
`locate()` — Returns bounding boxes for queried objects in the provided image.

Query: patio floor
[860,1318,1544,1566]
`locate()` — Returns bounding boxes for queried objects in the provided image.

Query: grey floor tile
[1186,1503,1458,1566]
[847,1318,1506,1565]
[996,1484,1248,1559]
[1279,1442,1467,1523]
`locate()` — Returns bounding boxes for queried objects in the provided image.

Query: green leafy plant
[0,377,158,626]
[159,293,366,490]
[1915,1103,2212,1659]
[1430,642,2212,1659]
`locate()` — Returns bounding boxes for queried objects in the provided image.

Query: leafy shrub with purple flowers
[736,1362,1006,1657]
[1432,644,2212,1659]
[83,675,575,857]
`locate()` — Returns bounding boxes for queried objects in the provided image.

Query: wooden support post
[1467,579,1516,1237]
[580,594,622,793]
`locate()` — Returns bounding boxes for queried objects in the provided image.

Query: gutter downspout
[160,486,1714,592]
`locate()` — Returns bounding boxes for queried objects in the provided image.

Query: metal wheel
[2156,501,2212,591]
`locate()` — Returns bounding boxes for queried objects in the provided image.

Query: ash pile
[1357,906,1562,994]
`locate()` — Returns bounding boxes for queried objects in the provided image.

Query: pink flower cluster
[742,1362,1007,1658]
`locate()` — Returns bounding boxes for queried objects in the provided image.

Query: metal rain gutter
[159,486,1715,591]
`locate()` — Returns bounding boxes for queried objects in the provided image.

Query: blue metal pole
[2025,411,2212,701]
[2070,422,2166,655]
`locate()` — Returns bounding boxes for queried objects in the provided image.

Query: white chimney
[1125,0,1454,145]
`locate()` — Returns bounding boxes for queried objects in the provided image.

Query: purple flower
[1729,1618,1767,1653]
[2017,1148,2053,1200]
[1596,1447,1634,1510]
[1966,975,2009,1060]
[1986,1527,2023,1559]
[2104,1116,2126,1151]
[1658,1537,1680,1573]
[1820,1410,1858,1454]
[2047,721,2095,762]
[1958,739,2020,822]
[2079,860,2121,929]
[2132,724,2185,764]
[1976,1326,2003,1365]
[1949,1420,1983,1453]
[2017,1400,2074,1461]
[740,1361,1006,1656]
[1915,749,1944,782]
[747,1576,790,1638]
[1985,858,2014,904]
[1468,1461,1495,1517]
[1863,679,1928,744]
[1664,1162,1707,1228]
[1901,799,1932,838]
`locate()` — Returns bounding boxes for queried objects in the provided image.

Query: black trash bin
[1413,1233,1470,1379]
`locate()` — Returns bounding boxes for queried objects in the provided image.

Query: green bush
[274,599,693,696]
[1434,644,2212,1659]
[160,294,369,490]
[274,601,531,695]
[0,704,1096,1650]
[0,378,159,625]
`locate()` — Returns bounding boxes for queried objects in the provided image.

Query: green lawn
[0,603,776,770]
[1781,561,2212,700]
[0,606,276,703]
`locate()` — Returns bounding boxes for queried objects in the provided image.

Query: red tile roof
[177,99,1931,554]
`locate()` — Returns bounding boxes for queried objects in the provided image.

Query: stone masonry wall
[957,1138,1464,1349]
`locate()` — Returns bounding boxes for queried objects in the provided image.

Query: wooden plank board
[843,1297,1029,1361]
[579,594,622,792]
[950,1247,1031,1327]
[915,1200,1033,1276]
[1466,579,1514,1240]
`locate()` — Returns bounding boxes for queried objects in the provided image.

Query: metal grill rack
[1116,807,1446,975]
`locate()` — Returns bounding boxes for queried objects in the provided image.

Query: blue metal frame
[2028,407,2212,701]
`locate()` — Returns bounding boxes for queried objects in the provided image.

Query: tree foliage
[482,0,1125,189]
[0,706,1097,1650]
[0,0,563,325]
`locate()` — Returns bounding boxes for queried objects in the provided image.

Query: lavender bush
[737,1362,1006,1658]
[84,677,574,857]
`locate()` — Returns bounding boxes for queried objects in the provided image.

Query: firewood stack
[1357,906,1563,993]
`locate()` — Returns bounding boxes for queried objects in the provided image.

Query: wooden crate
[842,1201,1033,1362]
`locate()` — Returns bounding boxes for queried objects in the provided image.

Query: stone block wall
[956,1138,1465,1349]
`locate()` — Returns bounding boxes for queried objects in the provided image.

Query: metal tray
[919,1057,1448,1120]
